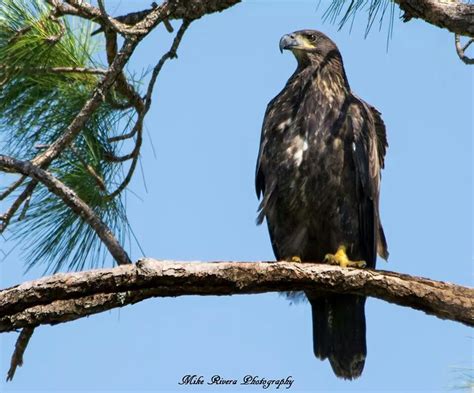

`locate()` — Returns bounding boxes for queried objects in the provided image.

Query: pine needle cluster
[0,0,134,272]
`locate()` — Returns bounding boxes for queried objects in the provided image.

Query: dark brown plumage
[255,30,388,379]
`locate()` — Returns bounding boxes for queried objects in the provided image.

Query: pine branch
[396,0,474,38]
[0,260,472,333]
[6,327,35,382]
[0,0,211,269]
[0,181,38,234]
[106,19,191,199]
[325,0,474,39]
[0,155,131,265]
[168,0,242,21]
[0,176,26,201]
[455,34,474,64]
[30,37,140,169]
[0,66,108,75]
[58,0,242,24]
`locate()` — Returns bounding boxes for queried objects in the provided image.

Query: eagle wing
[255,72,299,201]
[349,96,389,266]
[255,102,272,200]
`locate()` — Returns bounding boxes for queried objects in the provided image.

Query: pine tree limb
[0,260,471,333]
[0,155,131,265]
[396,0,474,38]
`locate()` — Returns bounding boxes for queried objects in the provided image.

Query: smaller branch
[34,144,50,150]
[0,155,131,265]
[46,0,80,18]
[96,0,138,37]
[144,19,191,109]
[0,182,38,234]
[105,93,134,110]
[107,120,143,199]
[36,66,107,75]
[164,19,174,33]
[7,26,32,45]
[103,30,144,113]
[9,4,66,45]
[104,152,135,163]
[107,128,137,143]
[45,14,66,44]
[6,327,35,382]
[0,65,107,76]
[69,144,106,191]
[463,39,474,52]
[455,34,474,65]
[0,176,26,201]
[17,194,32,221]
[108,20,191,199]
[63,0,102,20]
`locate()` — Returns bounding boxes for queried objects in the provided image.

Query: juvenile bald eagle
[255,30,388,379]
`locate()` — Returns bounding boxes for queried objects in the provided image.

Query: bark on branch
[0,259,472,333]
[396,0,474,38]
[59,0,241,24]
[168,0,241,20]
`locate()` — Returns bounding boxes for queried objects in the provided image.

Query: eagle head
[279,30,340,66]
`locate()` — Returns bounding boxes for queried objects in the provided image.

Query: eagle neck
[297,51,350,98]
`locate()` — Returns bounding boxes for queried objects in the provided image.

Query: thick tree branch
[60,0,242,25]
[168,0,241,21]
[0,260,471,333]
[396,0,474,38]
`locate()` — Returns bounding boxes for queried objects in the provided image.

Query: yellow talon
[291,256,302,263]
[324,245,366,268]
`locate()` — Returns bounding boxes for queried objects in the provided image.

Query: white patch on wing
[332,138,342,150]
[277,118,292,131]
[293,150,303,166]
[286,135,308,167]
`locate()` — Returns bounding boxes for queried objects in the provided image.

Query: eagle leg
[324,245,366,268]
[290,256,302,263]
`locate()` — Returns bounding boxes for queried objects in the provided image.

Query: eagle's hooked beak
[279,34,300,53]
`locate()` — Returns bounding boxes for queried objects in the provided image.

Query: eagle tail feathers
[308,294,367,380]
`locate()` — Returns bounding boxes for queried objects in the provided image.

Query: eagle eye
[308,34,317,42]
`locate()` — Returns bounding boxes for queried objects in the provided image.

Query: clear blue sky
[1,1,472,392]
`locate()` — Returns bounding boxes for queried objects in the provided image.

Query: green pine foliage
[0,0,134,272]
[323,0,396,40]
